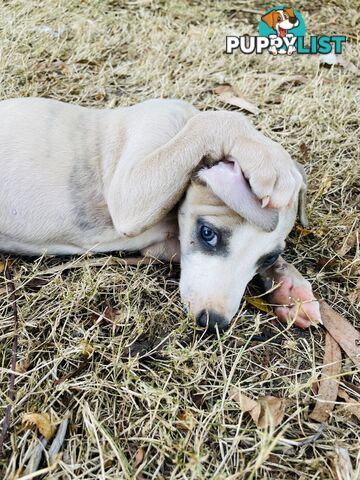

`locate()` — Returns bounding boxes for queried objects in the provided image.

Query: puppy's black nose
[289,16,298,24]
[196,310,229,333]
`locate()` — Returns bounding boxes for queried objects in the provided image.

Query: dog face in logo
[261,8,299,38]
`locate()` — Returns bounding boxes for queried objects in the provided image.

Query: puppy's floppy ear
[261,10,277,29]
[198,160,279,232]
[294,161,308,227]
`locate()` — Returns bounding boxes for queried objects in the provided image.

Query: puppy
[0,97,319,331]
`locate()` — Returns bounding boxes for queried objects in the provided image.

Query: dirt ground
[0,1,359,479]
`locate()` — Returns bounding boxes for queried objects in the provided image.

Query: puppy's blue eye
[200,225,218,247]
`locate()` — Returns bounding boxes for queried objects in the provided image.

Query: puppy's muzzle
[196,310,229,333]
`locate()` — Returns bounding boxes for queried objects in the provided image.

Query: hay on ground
[0,1,359,478]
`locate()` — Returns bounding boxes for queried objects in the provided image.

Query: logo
[259,7,305,55]
[226,6,346,56]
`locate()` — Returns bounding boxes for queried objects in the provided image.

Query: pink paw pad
[269,276,321,329]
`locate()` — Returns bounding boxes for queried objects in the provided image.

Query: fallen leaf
[295,224,324,237]
[103,303,120,323]
[214,84,259,114]
[133,447,145,469]
[336,232,357,256]
[264,94,282,105]
[329,446,354,480]
[342,380,360,396]
[0,259,15,274]
[175,410,194,431]
[320,77,336,84]
[16,357,31,373]
[309,333,342,422]
[255,72,306,82]
[311,381,319,395]
[320,300,360,370]
[214,84,232,95]
[320,176,332,195]
[76,58,99,66]
[348,278,360,305]
[337,388,360,421]
[257,396,287,428]
[25,276,51,291]
[231,390,286,427]
[274,74,307,88]
[239,7,262,14]
[231,390,261,424]
[245,296,274,314]
[299,142,310,161]
[81,341,94,357]
[317,257,337,269]
[337,389,350,401]
[295,224,315,237]
[22,412,56,440]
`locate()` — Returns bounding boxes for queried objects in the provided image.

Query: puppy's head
[261,8,299,36]
[178,160,306,333]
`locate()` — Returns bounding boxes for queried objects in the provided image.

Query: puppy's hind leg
[140,238,180,263]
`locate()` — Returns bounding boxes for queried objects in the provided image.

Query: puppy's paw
[269,276,321,328]
[260,258,321,329]
[231,142,303,210]
[268,46,278,55]
[287,46,296,55]
[197,111,303,210]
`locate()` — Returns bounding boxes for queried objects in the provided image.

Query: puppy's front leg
[107,111,303,238]
[258,257,321,328]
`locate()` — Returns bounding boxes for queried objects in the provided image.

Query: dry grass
[0,1,359,478]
